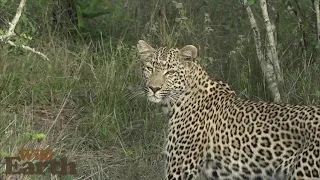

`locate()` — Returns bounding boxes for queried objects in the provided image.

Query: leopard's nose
[149,86,161,93]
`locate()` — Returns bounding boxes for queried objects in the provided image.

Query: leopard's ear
[179,45,197,62]
[137,40,155,60]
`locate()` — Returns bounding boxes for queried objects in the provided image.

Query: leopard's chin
[148,96,163,103]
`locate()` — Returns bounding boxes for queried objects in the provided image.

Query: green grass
[0,36,166,179]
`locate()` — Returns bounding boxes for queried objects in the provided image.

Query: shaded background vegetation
[0,0,320,179]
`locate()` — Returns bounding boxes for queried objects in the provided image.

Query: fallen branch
[0,0,49,60]
[7,40,49,60]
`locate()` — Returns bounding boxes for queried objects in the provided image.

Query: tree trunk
[242,0,282,102]
[259,0,283,84]
[315,0,320,44]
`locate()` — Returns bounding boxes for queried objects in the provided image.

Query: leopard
[137,40,320,180]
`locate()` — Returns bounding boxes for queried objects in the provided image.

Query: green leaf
[248,0,257,5]
[62,175,74,180]
[32,133,46,140]
[1,151,9,157]
[0,0,8,6]
[0,29,5,36]
[0,168,5,174]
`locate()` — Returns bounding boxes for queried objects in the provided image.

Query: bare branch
[0,0,49,61]
[7,40,49,61]
[1,0,27,40]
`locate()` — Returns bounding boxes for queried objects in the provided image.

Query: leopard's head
[137,40,198,103]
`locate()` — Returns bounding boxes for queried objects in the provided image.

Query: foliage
[74,0,111,31]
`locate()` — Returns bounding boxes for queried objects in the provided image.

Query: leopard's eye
[145,66,153,72]
[165,70,176,75]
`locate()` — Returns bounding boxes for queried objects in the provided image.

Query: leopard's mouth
[147,95,162,103]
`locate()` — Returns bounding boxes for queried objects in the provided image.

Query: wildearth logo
[4,149,76,175]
